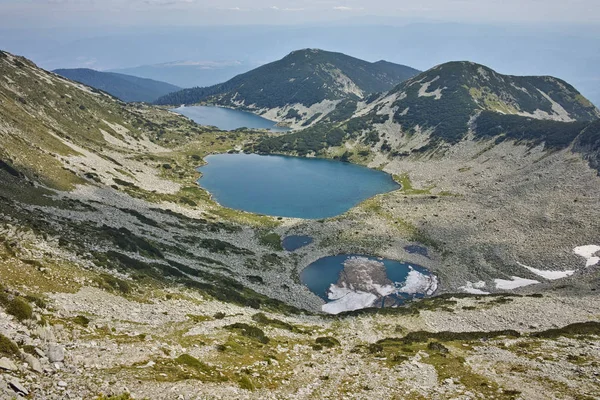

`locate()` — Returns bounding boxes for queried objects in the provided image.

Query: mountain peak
[155,50,420,121]
[382,61,600,142]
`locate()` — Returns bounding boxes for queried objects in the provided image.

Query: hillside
[1,50,600,399]
[53,68,181,103]
[256,61,600,159]
[155,49,420,128]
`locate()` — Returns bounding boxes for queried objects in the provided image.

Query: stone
[47,344,65,363]
[0,357,18,371]
[57,381,67,388]
[8,378,29,395]
[24,354,43,373]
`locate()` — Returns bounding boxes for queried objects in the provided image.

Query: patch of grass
[3,296,33,321]
[96,394,140,400]
[393,173,434,195]
[73,315,91,327]
[186,314,212,323]
[224,323,270,344]
[252,313,304,333]
[315,336,340,348]
[239,374,256,391]
[24,294,47,309]
[258,232,283,251]
[0,333,19,357]
[376,329,521,346]
[531,321,600,339]
[94,273,132,295]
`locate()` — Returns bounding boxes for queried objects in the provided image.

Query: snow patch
[397,266,438,295]
[516,262,575,280]
[322,285,377,314]
[573,245,600,267]
[494,276,540,290]
[459,281,490,295]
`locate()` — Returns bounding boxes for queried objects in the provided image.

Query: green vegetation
[393,173,434,195]
[315,336,340,348]
[388,61,599,144]
[73,315,91,327]
[155,49,419,107]
[531,321,600,339]
[0,295,33,321]
[251,313,305,333]
[475,111,589,149]
[239,374,256,391]
[224,323,270,344]
[0,333,19,357]
[258,231,283,250]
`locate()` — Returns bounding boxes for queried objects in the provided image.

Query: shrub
[258,232,283,251]
[73,315,91,327]
[239,374,255,390]
[0,334,19,357]
[225,323,269,344]
[6,297,33,321]
[315,336,340,348]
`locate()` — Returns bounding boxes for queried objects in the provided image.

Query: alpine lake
[176,106,437,313]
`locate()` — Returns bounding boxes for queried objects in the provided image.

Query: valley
[0,48,599,399]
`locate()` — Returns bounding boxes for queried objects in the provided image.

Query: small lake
[172,105,289,132]
[282,235,313,251]
[197,154,400,219]
[300,255,438,314]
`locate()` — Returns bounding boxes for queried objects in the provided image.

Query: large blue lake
[197,153,400,219]
[172,105,289,132]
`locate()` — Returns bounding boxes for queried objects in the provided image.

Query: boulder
[8,378,28,396]
[47,344,64,363]
[0,357,18,371]
[24,354,42,373]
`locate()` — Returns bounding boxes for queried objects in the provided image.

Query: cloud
[142,0,193,5]
[333,6,364,11]
[271,5,304,11]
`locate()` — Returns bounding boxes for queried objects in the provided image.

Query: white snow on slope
[459,281,490,295]
[516,262,575,280]
[573,245,600,267]
[495,276,540,290]
[397,266,438,295]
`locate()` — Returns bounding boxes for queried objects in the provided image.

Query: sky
[0,0,599,105]
[1,0,600,28]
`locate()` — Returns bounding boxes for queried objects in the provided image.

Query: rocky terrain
[1,50,599,399]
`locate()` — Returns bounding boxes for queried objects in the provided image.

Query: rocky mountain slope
[256,61,600,163]
[1,50,600,399]
[53,68,182,103]
[155,49,420,128]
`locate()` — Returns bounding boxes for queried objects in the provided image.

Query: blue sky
[1,0,599,28]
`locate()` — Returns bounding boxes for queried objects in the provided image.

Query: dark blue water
[282,235,313,251]
[404,245,429,257]
[300,255,431,301]
[197,154,400,219]
[172,105,289,132]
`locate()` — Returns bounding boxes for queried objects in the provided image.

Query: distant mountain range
[108,60,252,89]
[154,49,420,108]
[52,68,181,103]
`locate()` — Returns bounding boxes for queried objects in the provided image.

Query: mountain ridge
[254,60,600,171]
[155,49,420,128]
[53,68,182,103]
